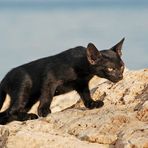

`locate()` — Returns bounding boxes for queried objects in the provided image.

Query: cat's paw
[38,107,51,117]
[84,100,104,109]
[28,113,38,120]
[17,112,38,121]
[0,113,38,124]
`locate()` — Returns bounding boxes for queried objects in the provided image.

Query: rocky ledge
[0,69,148,148]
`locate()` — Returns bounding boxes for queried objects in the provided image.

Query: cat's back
[54,46,86,63]
[57,46,86,58]
[5,46,87,77]
[22,46,86,66]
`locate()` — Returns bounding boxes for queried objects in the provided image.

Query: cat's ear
[87,43,102,65]
[110,38,125,56]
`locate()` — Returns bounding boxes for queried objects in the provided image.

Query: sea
[0,1,148,79]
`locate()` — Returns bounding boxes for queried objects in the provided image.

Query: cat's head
[87,38,125,83]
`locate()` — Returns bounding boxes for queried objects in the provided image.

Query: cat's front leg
[76,80,104,109]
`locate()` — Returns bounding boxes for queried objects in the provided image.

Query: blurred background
[0,0,148,79]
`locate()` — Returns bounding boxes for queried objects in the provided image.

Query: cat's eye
[107,68,114,72]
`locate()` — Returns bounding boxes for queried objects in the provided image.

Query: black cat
[0,38,125,124]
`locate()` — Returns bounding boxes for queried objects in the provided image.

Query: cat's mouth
[109,76,123,83]
[96,72,123,83]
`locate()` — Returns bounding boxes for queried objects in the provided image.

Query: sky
[0,0,147,79]
[0,0,148,9]
[0,0,147,4]
[0,0,147,11]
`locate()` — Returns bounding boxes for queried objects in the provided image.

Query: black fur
[0,38,125,124]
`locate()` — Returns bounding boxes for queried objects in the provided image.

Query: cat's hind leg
[3,80,38,124]
[38,80,61,117]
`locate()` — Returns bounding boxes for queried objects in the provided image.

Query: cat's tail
[0,81,7,110]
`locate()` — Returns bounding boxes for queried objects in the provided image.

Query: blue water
[0,1,148,79]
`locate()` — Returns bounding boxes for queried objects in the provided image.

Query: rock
[0,126,9,148]
[136,100,148,122]
[92,69,148,105]
[79,132,117,145]
[0,69,148,148]
[6,120,110,148]
[115,122,148,148]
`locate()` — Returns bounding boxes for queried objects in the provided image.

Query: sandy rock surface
[0,69,148,148]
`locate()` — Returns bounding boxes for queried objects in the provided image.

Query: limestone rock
[136,100,148,122]
[0,69,148,148]
[0,126,9,148]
